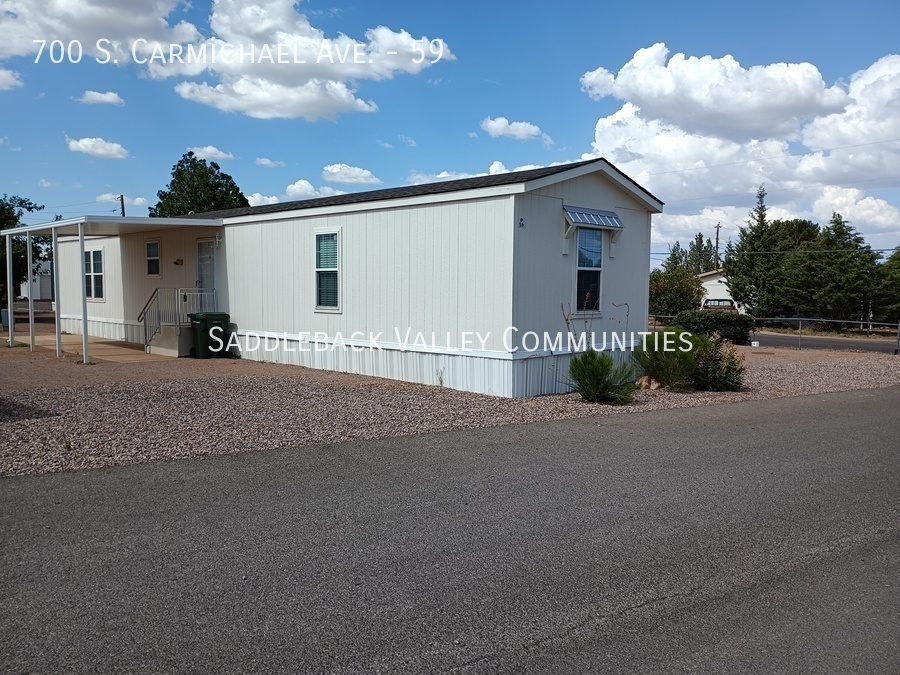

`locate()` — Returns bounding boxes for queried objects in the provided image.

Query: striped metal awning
[563,206,624,229]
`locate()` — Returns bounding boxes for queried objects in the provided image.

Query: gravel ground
[2,342,899,477]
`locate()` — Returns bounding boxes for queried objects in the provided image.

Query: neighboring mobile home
[4,158,663,396]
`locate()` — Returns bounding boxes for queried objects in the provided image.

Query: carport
[3,215,222,363]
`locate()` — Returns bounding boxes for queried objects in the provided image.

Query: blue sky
[2,0,899,263]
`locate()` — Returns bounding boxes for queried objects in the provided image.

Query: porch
[3,215,224,363]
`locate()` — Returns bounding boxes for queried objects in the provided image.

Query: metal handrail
[138,287,217,349]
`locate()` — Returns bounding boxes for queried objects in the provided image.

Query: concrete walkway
[32,334,174,363]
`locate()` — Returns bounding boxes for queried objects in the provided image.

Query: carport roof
[1,215,223,238]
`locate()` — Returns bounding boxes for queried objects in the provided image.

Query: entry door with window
[197,239,216,311]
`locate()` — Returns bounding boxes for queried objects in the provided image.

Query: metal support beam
[52,229,62,358]
[26,231,34,351]
[5,234,13,346]
[78,223,90,364]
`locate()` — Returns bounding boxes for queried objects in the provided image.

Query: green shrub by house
[672,309,754,345]
[688,333,745,391]
[568,349,636,405]
[632,330,695,391]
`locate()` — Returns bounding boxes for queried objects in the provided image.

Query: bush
[672,309,754,345]
[688,333,745,391]
[569,349,636,404]
[632,330,695,391]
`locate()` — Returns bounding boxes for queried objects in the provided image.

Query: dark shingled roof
[185,157,661,220]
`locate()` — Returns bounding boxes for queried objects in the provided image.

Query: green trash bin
[189,312,231,359]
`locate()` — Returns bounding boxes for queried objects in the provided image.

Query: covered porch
[3,215,223,363]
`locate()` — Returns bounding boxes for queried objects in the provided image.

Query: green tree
[783,213,881,321]
[149,151,250,217]
[649,266,705,317]
[686,232,716,274]
[876,248,900,323]
[723,185,777,316]
[662,233,716,275]
[0,195,47,307]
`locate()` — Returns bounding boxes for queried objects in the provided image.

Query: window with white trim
[146,241,160,277]
[84,249,104,300]
[576,228,602,311]
[315,231,339,309]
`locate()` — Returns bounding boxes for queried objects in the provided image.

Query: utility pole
[119,194,125,217]
[714,222,722,269]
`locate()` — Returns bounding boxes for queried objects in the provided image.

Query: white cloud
[581,43,849,142]
[285,179,346,199]
[480,116,552,144]
[151,4,453,120]
[376,140,393,149]
[0,67,22,89]
[467,132,478,138]
[0,0,452,120]
[77,90,125,105]
[95,193,148,206]
[398,134,416,147]
[188,145,233,160]
[322,163,382,185]
[573,46,900,254]
[66,136,129,159]
[38,178,55,187]
[812,186,900,231]
[248,192,281,206]
[256,157,285,168]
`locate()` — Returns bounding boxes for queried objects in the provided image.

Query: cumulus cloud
[38,178,55,187]
[188,145,233,160]
[66,136,129,159]
[0,0,452,120]
[398,134,416,147]
[581,43,849,142]
[812,186,900,231]
[77,90,124,105]
[256,157,285,168]
[576,46,900,253]
[376,140,393,149]
[247,192,281,206]
[480,116,552,144]
[0,67,22,89]
[152,2,453,119]
[322,163,382,185]
[285,179,346,199]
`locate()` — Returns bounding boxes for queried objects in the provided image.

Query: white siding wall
[509,173,652,395]
[58,235,125,328]
[56,228,223,342]
[221,195,516,395]
[223,195,515,351]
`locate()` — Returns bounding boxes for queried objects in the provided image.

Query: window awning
[563,206,624,230]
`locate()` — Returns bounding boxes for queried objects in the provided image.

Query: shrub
[672,309,754,345]
[569,349,636,405]
[688,333,745,391]
[632,330,695,391]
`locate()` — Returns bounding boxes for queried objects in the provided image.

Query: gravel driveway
[2,345,899,477]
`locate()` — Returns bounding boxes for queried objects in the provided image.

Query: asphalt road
[2,388,899,673]
[753,330,899,354]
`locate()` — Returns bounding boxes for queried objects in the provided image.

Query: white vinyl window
[146,241,160,277]
[315,231,340,310]
[84,249,104,300]
[575,228,602,311]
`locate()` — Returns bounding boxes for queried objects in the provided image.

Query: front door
[197,239,216,311]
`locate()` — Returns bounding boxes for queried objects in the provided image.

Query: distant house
[698,269,743,312]
[19,261,53,300]
[5,158,664,397]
